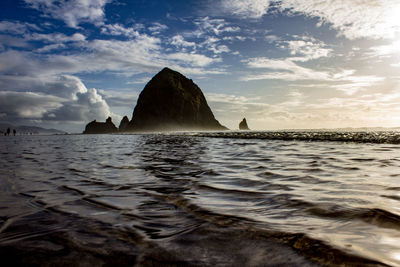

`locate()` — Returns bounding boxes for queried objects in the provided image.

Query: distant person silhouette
[13,129,16,136]
[6,128,10,136]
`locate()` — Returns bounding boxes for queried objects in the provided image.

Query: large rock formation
[239,118,250,130]
[83,117,118,134]
[126,67,227,131]
[118,116,130,132]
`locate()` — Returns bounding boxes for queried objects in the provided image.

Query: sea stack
[83,117,118,134]
[118,116,130,132]
[239,118,250,130]
[125,67,227,131]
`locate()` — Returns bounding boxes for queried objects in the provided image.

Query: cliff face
[126,67,227,131]
[83,117,118,134]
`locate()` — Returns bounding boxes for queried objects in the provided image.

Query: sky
[1,0,400,132]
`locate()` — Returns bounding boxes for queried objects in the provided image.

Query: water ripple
[0,133,399,266]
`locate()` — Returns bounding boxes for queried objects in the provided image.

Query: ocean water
[1,132,400,266]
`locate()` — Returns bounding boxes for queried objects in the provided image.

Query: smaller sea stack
[239,118,250,130]
[83,117,118,134]
[118,116,130,132]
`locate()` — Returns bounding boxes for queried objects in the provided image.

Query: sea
[1,131,400,266]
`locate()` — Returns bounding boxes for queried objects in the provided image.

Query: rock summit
[126,67,227,131]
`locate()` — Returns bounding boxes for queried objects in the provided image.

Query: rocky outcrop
[125,67,227,131]
[118,116,130,132]
[83,117,118,134]
[239,118,250,130]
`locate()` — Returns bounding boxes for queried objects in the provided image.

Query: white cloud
[166,52,221,67]
[170,35,196,48]
[0,75,112,127]
[30,32,86,43]
[206,92,272,129]
[99,89,138,108]
[148,22,168,34]
[242,56,385,95]
[194,17,240,36]
[126,77,152,84]
[332,75,386,95]
[0,91,63,119]
[243,57,331,81]
[0,29,224,78]
[221,0,400,40]
[0,21,41,35]
[199,36,231,54]
[285,36,332,61]
[265,35,280,43]
[100,24,142,38]
[220,0,272,19]
[369,41,400,58]
[279,0,400,40]
[0,35,30,49]
[36,43,67,53]
[391,62,400,68]
[24,0,111,28]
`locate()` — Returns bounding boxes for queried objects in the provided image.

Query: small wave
[82,197,124,211]
[193,131,400,144]
[197,183,265,196]
[350,158,376,162]
[381,195,400,201]
[303,204,400,231]
[60,185,86,196]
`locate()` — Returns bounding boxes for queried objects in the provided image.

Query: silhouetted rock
[125,67,227,131]
[83,117,118,134]
[118,116,130,132]
[239,118,250,130]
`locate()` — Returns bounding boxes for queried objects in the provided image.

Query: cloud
[242,57,331,81]
[220,0,400,40]
[46,87,111,122]
[194,17,240,36]
[100,24,142,38]
[0,35,30,49]
[206,92,272,129]
[332,75,386,95]
[242,56,385,95]
[284,36,332,61]
[369,41,400,58]
[200,36,231,54]
[24,0,111,28]
[29,32,86,43]
[36,43,67,53]
[220,0,272,19]
[279,0,400,40]
[98,90,138,108]
[166,52,221,67]
[0,21,41,35]
[0,75,112,129]
[0,91,63,119]
[148,22,168,34]
[0,28,224,84]
[174,17,238,55]
[170,35,196,48]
